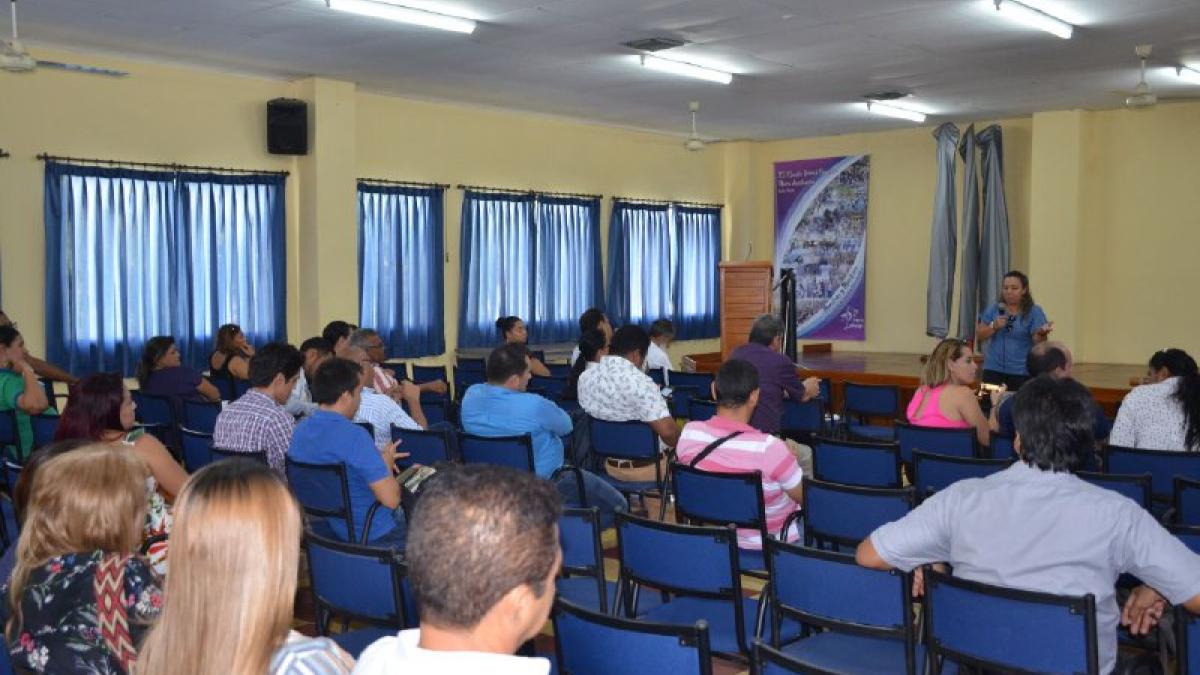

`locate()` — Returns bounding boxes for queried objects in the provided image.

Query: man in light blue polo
[460,343,627,526]
[857,376,1200,674]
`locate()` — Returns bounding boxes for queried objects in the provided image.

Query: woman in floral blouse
[2,444,163,674]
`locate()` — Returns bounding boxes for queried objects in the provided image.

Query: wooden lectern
[719,261,774,361]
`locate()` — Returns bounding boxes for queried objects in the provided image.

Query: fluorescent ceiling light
[639,54,733,85]
[1176,65,1200,85]
[864,100,926,123]
[990,0,1074,39]
[326,0,476,34]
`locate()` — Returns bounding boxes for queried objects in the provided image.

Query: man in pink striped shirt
[675,359,804,549]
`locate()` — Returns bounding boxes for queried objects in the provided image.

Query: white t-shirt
[645,341,672,384]
[353,629,550,675]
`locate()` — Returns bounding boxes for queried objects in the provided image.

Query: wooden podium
[719,261,774,361]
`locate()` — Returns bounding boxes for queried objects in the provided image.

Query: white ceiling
[12,0,1200,139]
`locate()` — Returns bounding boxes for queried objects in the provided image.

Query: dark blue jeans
[366,504,409,550]
[555,468,628,529]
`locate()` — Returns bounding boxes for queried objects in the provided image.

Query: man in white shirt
[344,346,425,452]
[353,465,561,675]
[645,318,674,383]
[284,336,332,417]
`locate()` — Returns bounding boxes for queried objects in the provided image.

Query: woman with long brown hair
[138,461,353,675]
[209,323,256,381]
[907,338,994,447]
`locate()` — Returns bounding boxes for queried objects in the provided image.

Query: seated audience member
[137,335,220,403]
[569,308,613,365]
[0,310,77,385]
[354,465,560,674]
[1,444,163,674]
[0,440,91,584]
[907,338,992,447]
[857,376,1200,675]
[561,329,607,402]
[676,359,802,549]
[578,325,676,484]
[497,316,551,377]
[1110,348,1200,452]
[208,323,256,381]
[344,345,426,452]
[285,337,332,418]
[349,329,448,402]
[461,344,627,524]
[645,318,675,383]
[990,341,1110,441]
[54,373,183,572]
[288,358,408,548]
[322,320,357,357]
[0,325,52,460]
[138,462,354,675]
[728,315,820,474]
[213,343,303,474]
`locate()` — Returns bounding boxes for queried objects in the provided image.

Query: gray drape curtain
[925,123,959,338]
[956,125,981,339]
[977,124,1011,318]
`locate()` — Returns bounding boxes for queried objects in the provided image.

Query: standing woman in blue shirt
[974,271,1054,391]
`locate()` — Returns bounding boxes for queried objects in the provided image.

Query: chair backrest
[409,397,450,427]
[843,382,899,418]
[553,598,713,675]
[1170,524,1200,555]
[988,433,1016,460]
[391,426,455,467]
[208,375,236,401]
[687,399,718,422]
[614,513,746,652]
[802,478,914,550]
[232,379,252,400]
[1106,445,1200,502]
[355,421,375,440]
[453,365,486,400]
[894,421,977,463]
[179,428,215,473]
[1177,476,1200,526]
[131,390,175,427]
[182,400,221,435]
[668,385,697,419]
[411,364,447,384]
[0,411,17,448]
[671,463,768,543]
[456,357,486,372]
[670,370,714,394]
[380,361,409,381]
[911,451,1012,500]
[588,417,660,462]
[1076,471,1153,511]
[38,378,57,411]
[458,433,535,473]
[286,458,356,539]
[766,541,917,674]
[29,414,59,450]
[559,508,607,613]
[812,437,902,488]
[305,531,409,632]
[925,568,1098,674]
[546,363,572,378]
[530,375,568,399]
[649,368,666,387]
[780,399,823,438]
[211,447,269,466]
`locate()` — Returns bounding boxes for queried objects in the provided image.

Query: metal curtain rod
[36,153,289,177]
[457,183,603,200]
[358,177,450,189]
[612,195,724,209]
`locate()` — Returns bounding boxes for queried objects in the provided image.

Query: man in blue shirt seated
[289,357,408,549]
[460,343,627,526]
[857,376,1200,675]
[990,341,1111,443]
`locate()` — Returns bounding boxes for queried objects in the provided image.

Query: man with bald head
[990,340,1110,441]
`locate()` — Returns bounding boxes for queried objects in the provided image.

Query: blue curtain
[44,162,287,375]
[458,191,535,348]
[673,206,722,339]
[605,201,674,328]
[531,196,602,343]
[358,183,446,357]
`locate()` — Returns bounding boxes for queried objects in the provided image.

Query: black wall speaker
[267,98,308,155]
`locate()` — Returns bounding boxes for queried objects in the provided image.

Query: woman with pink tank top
[907,338,998,448]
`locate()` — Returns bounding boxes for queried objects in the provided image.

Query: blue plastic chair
[391,426,456,468]
[553,597,713,675]
[780,399,824,444]
[37,378,57,411]
[406,397,450,427]
[649,368,666,387]
[842,383,899,441]
[1176,604,1200,675]
[531,375,568,399]
[232,379,252,400]
[131,390,178,448]
[182,399,221,435]
[1176,476,1200,526]
[456,357,486,373]
[1106,445,1200,506]
[286,457,380,544]
[588,417,667,506]
[29,413,59,450]
[0,411,17,451]
[453,365,486,401]
[1076,471,1153,511]
[672,462,776,578]
[669,385,699,419]
[801,478,914,551]
[812,437,902,488]
[925,567,1099,674]
[547,363,572,378]
[179,428,215,473]
[411,364,447,384]
[615,513,779,658]
[911,450,1011,500]
[558,507,614,614]
[987,433,1016,460]
[0,494,18,553]
[671,371,715,396]
[305,531,412,658]
[459,433,535,472]
[687,399,718,422]
[209,374,237,401]
[894,421,976,463]
[766,541,922,674]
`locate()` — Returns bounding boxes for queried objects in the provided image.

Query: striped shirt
[354,387,421,452]
[270,631,354,675]
[675,415,803,549]
[213,389,295,475]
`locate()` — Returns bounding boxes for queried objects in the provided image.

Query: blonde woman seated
[2,444,163,674]
[906,338,994,447]
[138,461,354,675]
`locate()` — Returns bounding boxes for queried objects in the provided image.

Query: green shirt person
[0,325,52,459]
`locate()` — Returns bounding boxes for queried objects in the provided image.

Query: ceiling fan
[1120,44,1158,108]
[685,101,706,151]
[2,0,128,77]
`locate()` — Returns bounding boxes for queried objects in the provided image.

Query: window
[358,183,445,357]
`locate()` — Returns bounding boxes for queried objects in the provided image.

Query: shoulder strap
[95,553,138,673]
[688,431,743,468]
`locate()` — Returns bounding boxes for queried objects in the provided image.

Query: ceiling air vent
[622,37,688,52]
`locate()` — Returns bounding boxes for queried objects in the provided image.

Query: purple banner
[774,155,870,341]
